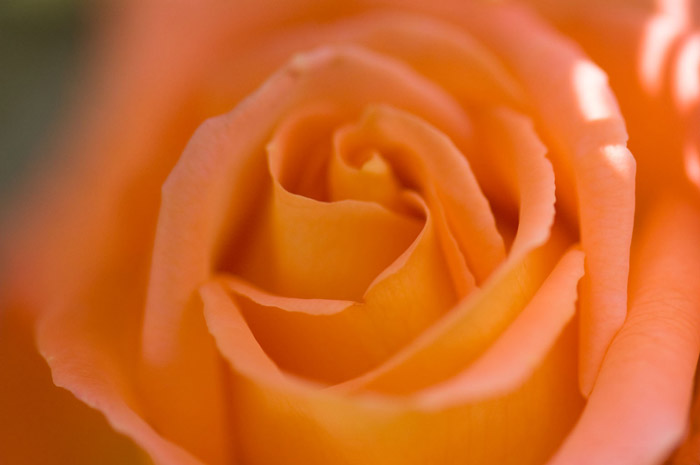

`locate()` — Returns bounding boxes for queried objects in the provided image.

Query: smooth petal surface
[34,269,210,465]
[139,44,480,451]
[451,3,636,395]
[0,2,647,464]
[228,194,457,383]
[415,247,584,409]
[0,305,148,465]
[335,105,504,282]
[548,197,700,465]
[201,280,583,465]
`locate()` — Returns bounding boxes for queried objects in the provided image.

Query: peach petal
[36,303,208,465]
[470,107,556,258]
[331,112,475,295]
[523,0,687,207]
[672,33,700,192]
[236,173,422,301]
[548,197,700,465]
[206,10,525,119]
[673,373,700,464]
[139,44,477,445]
[416,246,584,409]
[674,33,700,112]
[328,143,409,213]
[336,105,504,283]
[328,104,560,395]
[201,280,583,465]
[0,305,148,465]
[225,193,458,383]
[453,2,636,395]
[336,224,571,395]
[230,106,422,301]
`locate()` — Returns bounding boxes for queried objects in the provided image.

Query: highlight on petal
[549,197,700,465]
[451,2,635,395]
[673,33,700,112]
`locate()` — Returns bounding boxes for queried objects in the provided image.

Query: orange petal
[201,278,582,465]
[231,105,422,301]
[35,286,210,465]
[416,246,584,409]
[548,197,700,465]
[205,10,526,119]
[337,224,571,394]
[139,44,479,452]
[470,106,556,258]
[0,305,148,465]
[452,2,636,395]
[331,103,560,395]
[225,193,458,383]
[336,104,504,283]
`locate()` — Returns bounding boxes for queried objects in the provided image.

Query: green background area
[0,0,85,208]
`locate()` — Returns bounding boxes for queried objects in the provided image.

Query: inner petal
[334,105,505,283]
[328,146,411,215]
[140,45,481,444]
[224,192,460,384]
[334,222,572,395]
[228,105,423,301]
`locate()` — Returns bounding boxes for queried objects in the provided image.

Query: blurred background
[0,0,86,208]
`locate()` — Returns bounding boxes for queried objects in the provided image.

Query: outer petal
[452,2,636,396]
[0,305,148,465]
[548,197,700,465]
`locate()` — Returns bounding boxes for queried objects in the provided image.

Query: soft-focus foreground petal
[34,267,208,465]
[0,305,149,465]
[1,6,247,464]
[548,196,700,465]
[203,10,526,120]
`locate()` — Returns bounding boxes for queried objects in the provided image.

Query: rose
[1,1,699,464]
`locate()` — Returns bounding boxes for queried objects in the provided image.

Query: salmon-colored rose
[1,1,699,464]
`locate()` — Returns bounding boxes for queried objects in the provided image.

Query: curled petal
[549,197,700,465]
[139,44,480,447]
[452,2,636,395]
[416,247,584,409]
[201,279,583,465]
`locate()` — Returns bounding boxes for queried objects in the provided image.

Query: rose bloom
[1,0,700,464]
